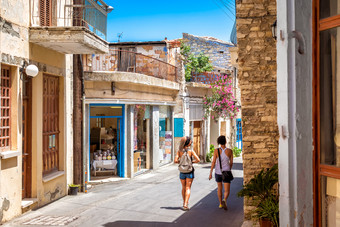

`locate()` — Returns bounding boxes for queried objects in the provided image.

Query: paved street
[4,158,244,227]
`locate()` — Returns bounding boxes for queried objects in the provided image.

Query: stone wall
[235,0,279,220]
[182,33,233,71]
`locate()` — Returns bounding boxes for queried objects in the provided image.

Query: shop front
[85,102,175,181]
[88,104,125,180]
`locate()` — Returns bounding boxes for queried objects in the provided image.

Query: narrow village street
[4,158,243,227]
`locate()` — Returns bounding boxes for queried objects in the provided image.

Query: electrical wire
[218,0,236,17]
[210,0,235,21]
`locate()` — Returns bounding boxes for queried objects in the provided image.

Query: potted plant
[238,164,279,227]
[68,184,80,196]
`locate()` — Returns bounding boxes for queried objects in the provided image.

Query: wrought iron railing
[83,49,178,82]
[190,72,222,84]
[71,0,108,39]
[34,0,108,39]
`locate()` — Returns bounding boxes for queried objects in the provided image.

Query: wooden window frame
[0,65,11,151]
[313,1,340,226]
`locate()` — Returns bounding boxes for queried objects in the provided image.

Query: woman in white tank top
[209,135,233,210]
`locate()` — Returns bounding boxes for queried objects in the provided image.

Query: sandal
[182,205,190,211]
[221,200,228,211]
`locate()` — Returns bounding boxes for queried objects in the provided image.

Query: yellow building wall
[30,45,67,207]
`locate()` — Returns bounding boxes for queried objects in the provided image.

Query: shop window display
[89,106,122,178]
[134,105,150,173]
[159,106,172,164]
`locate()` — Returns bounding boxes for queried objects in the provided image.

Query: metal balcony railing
[35,0,108,39]
[72,0,108,39]
[83,49,178,82]
[190,72,222,84]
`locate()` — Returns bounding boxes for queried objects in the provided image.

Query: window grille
[0,66,11,150]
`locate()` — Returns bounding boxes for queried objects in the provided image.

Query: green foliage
[232,147,242,157]
[238,164,279,226]
[206,144,215,162]
[255,195,279,227]
[180,42,213,81]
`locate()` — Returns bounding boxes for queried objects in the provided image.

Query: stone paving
[4,157,244,227]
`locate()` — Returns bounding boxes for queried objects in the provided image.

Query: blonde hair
[178,136,191,151]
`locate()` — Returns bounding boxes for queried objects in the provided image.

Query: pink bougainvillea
[203,74,239,120]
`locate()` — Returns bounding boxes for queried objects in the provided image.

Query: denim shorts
[215,173,231,183]
[180,172,194,179]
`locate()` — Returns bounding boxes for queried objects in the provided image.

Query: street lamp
[20,61,39,80]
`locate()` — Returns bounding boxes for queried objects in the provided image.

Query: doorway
[22,75,32,198]
[190,121,201,158]
[89,105,124,180]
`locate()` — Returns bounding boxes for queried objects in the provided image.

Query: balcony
[189,72,222,85]
[83,49,179,90]
[29,0,110,54]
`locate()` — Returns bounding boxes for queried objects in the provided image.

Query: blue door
[236,118,242,150]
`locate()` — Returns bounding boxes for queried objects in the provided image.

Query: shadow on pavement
[103,177,244,227]
[160,206,183,210]
[232,162,243,171]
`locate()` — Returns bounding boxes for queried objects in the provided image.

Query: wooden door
[22,76,32,198]
[193,121,201,157]
[118,47,136,72]
[43,75,59,175]
[220,121,226,136]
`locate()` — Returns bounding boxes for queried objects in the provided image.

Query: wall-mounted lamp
[20,61,39,80]
[271,20,277,40]
[106,6,114,13]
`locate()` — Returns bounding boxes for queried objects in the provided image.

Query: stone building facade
[182,33,233,72]
[235,0,279,220]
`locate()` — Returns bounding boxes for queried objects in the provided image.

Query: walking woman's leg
[184,178,193,207]
[217,182,223,205]
[180,179,186,205]
[223,183,231,204]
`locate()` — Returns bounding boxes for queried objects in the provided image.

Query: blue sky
[105,0,235,43]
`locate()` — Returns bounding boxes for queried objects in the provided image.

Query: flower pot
[69,186,79,196]
[259,218,272,227]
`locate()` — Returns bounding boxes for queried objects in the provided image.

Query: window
[0,66,11,150]
[315,0,340,225]
[43,75,59,175]
[40,0,52,26]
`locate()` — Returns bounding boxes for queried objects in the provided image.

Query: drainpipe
[79,54,87,192]
[73,54,84,190]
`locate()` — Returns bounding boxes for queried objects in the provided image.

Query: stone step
[21,198,38,213]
